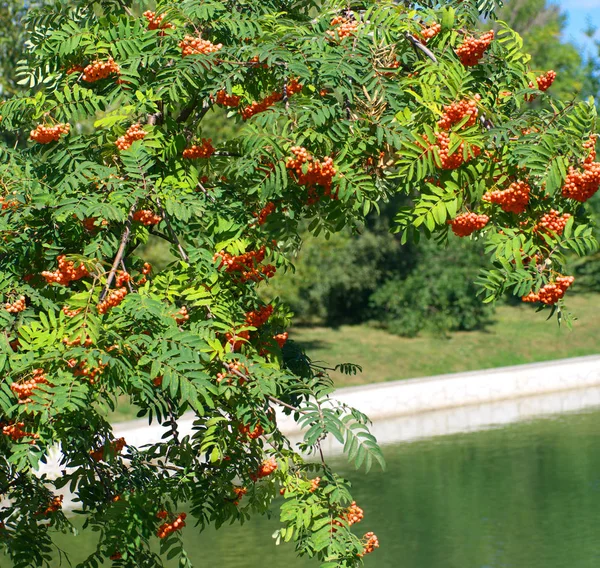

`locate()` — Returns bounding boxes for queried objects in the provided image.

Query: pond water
[10,407,600,567]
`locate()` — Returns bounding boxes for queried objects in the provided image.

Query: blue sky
[554,0,600,54]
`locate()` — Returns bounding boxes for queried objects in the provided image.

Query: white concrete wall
[37,355,600,479]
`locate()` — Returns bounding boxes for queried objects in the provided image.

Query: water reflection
[11,407,600,567]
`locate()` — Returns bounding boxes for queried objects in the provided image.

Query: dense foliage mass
[0,0,599,566]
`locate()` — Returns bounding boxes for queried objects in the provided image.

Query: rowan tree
[0,0,598,567]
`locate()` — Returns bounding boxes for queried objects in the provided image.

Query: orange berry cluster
[82,57,120,82]
[5,295,26,313]
[455,31,494,67]
[240,78,302,120]
[63,334,93,347]
[225,330,250,351]
[30,123,70,144]
[68,358,105,384]
[562,161,600,202]
[449,212,489,237]
[142,11,174,31]
[2,422,39,442]
[534,209,571,236]
[157,512,187,538]
[116,123,146,151]
[133,209,162,225]
[421,23,441,42]
[483,180,531,214]
[437,96,480,130]
[42,255,89,286]
[256,202,276,225]
[179,35,222,57]
[286,146,336,194]
[245,304,273,327]
[522,276,574,305]
[214,247,276,282]
[233,486,247,505]
[0,195,19,210]
[97,287,128,314]
[583,135,597,164]
[216,361,247,384]
[345,501,364,526]
[175,306,189,324]
[273,332,288,348]
[44,495,63,515]
[66,64,84,75]
[325,16,358,40]
[433,132,481,170]
[82,217,108,231]
[250,457,278,481]
[358,532,380,557]
[182,138,215,159]
[11,368,49,403]
[90,437,126,462]
[115,270,130,288]
[216,90,241,107]
[238,423,264,439]
[534,70,556,92]
[309,477,320,492]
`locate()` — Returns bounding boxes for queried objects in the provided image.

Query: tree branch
[154,198,189,261]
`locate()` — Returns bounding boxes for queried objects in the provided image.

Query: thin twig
[404,32,438,63]
[100,200,138,301]
[267,395,308,415]
[120,260,134,293]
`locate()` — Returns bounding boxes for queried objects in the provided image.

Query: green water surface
[10,408,600,567]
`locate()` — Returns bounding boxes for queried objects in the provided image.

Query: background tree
[0,1,598,568]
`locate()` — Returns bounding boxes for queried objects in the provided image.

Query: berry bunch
[437,96,480,130]
[115,123,146,151]
[455,31,494,66]
[232,486,247,505]
[179,36,222,57]
[97,287,128,314]
[2,422,39,443]
[90,437,126,462]
[66,64,84,75]
[132,209,162,225]
[62,306,82,317]
[157,512,187,538]
[43,496,63,515]
[214,247,276,282]
[273,332,288,348]
[421,23,441,42]
[238,423,264,439]
[5,295,26,313]
[68,358,105,384]
[142,11,174,31]
[534,209,571,236]
[433,132,481,170]
[483,180,531,214]
[11,369,49,403]
[250,457,278,481]
[309,477,320,492]
[255,201,276,225]
[583,135,597,164]
[533,70,556,92]
[216,361,247,384]
[286,146,337,194]
[0,195,19,210]
[82,217,108,231]
[522,276,574,305]
[345,502,364,526]
[82,57,120,82]
[30,123,70,144]
[115,271,130,288]
[225,330,250,351]
[245,304,274,327]
[42,255,89,286]
[63,334,93,347]
[137,262,152,285]
[358,532,380,557]
[561,161,600,202]
[240,78,302,120]
[182,138,215,159]
[325,16,359,40]
[215,90,241,107]
[175,306,189,324]
[449,212,490,237]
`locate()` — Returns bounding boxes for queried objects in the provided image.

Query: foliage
[0,0,598,567]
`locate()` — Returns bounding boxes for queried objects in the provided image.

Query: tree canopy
[0,1,599,567]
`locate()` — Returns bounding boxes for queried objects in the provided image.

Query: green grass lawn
[290,293,600,386]
[108,293,600,422]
